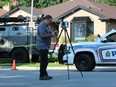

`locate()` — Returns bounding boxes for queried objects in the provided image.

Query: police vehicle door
[98,32,116,62]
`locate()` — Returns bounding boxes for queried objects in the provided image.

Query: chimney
[3,3,10,11]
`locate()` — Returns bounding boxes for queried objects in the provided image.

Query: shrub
[86,34,98,42]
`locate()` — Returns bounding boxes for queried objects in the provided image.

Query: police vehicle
[59,29,116,71]
[0,17,58,63]
[0,17,39,63]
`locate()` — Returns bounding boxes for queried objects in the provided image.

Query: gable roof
[42,0,116,20]
[1,7,42,17]
[0,8,8,17]
[19,7,42,16]
[1,0,116,21]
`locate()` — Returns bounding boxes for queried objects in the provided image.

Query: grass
[0,57,74,67]
[20,62,67,67]
[0,62,69,67]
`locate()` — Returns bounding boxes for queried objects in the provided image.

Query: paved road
[0,66,116,87]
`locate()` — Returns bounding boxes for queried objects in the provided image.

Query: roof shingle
[42,0,116,20]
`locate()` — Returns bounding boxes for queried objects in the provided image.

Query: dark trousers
[39,49,49,77]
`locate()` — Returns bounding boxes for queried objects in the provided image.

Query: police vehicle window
[0,28,5,31]
[12,27,19,31]
[107,33,116,42]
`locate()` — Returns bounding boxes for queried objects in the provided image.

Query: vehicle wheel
[11,48,29,63]
[74,54,95,71]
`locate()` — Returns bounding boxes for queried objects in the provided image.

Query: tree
[31,0,69,8]
[0,0,69,8]
[99,0,116,6]
[18,0,69,8]
[0,0,11,7]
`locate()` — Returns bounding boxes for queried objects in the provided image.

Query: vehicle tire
[11,48,29,63]
[74,54,95,71]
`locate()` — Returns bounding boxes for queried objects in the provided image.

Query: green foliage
[76,35,98,42]
[32,0,69,8]
[0,0,11,7]
[86,34,98,42]
[0,2,5,7]
[99,0,116,6]
[0,0,116,8]
[18,0,31,7]
[0,62,66,67]
[0,0,69,8]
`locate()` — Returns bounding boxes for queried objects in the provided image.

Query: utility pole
[29,0,34,63]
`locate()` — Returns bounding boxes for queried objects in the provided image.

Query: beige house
[1,0,116,41]
[0,8,7,17]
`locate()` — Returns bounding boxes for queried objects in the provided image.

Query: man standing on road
[36,15,57,80]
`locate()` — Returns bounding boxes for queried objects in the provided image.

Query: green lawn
[18,62,66,67]
[0,57,73,67]
[0,62,69,67]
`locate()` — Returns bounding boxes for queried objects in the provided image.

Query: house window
[71,17,93,41]
[73,22,86,40]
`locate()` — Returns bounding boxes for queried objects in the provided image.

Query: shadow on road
[70,66,116,72]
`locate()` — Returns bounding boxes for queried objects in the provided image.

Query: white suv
[58,29,116,71]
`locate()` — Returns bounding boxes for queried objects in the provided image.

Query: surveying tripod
[51,25,83,79]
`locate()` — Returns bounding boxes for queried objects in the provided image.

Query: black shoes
[39,75,52,80]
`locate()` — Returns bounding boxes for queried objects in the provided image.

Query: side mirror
[101,38,107,43]
[97,34,101,38]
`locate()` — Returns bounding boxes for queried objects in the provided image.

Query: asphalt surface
[0,66,116,87]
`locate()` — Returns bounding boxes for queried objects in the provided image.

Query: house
[42,0,116,41]
[1,6,42,19]
[0,8,8,17]
[0,3,11,17]
[1,0,116,41]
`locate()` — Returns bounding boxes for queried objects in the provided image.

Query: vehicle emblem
[105,51,110,57]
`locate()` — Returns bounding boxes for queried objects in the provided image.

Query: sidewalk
[0,65,77,70]
[17,66,76,70]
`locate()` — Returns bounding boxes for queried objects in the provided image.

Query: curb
[0,66,76,70]
[17,66,76,70]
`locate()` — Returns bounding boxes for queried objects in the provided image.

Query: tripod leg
[65,29,83,77]
[64,29,70,79]
[66,54,70,79]
[52,29,63,54]
[65,29,75,54]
